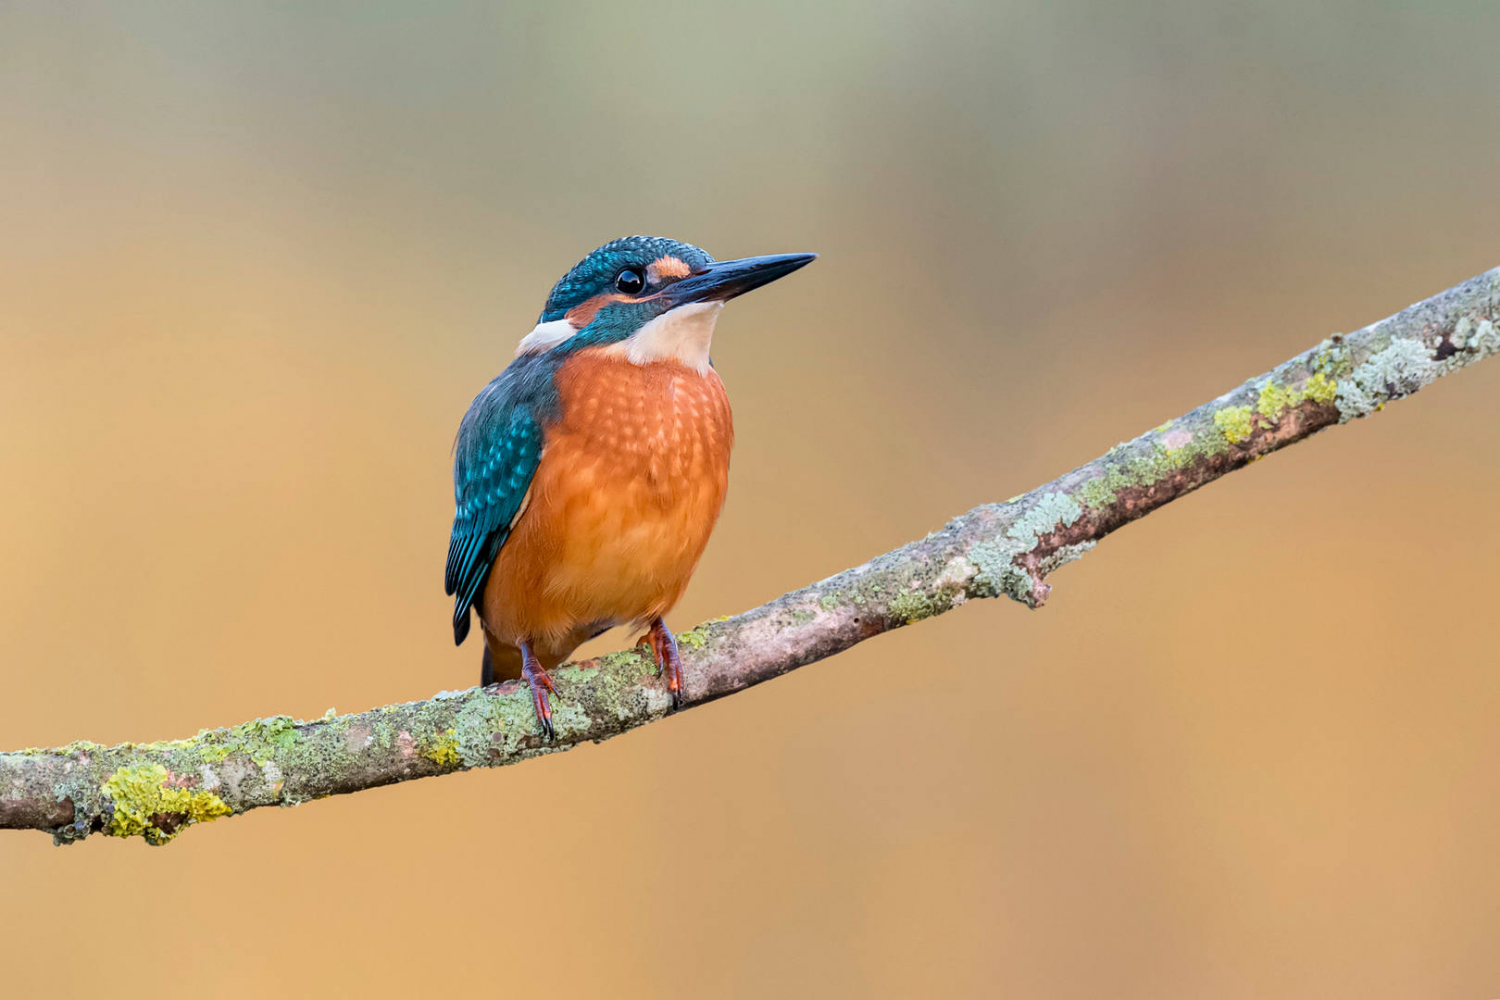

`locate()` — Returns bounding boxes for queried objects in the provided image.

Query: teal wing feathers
[446,384,545,645]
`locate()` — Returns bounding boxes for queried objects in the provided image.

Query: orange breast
[480,348,733,661]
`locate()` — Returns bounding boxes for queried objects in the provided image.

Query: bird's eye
[615,268,645,294]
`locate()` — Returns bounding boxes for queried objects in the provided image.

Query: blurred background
[2,2,1499,996]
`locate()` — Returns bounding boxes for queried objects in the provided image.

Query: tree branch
[5,267,1498,845]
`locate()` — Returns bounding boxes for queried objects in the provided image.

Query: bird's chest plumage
[482,349,733,648]
[550,350,734,503]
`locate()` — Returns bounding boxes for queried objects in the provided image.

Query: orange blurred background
[3,3,1499,997]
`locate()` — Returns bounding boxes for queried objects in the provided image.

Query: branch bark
[5,267,1499,845]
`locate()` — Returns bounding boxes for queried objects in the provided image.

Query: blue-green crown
[539,235,713,323]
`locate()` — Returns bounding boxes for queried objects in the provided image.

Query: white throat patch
[514,318,577,356]
[609,302,724,373]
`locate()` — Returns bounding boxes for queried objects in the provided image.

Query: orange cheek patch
[565,290,661,327]
[565,293,626,327]
[647,256,692,282]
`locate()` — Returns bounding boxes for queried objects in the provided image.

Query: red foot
[519,641,556,739]
[648,618,685,709]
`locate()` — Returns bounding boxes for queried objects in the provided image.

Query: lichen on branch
[3,266,1497,846]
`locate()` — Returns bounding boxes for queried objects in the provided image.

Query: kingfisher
[446,236,815,737]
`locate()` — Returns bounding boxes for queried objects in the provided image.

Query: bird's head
[516,236,815,371]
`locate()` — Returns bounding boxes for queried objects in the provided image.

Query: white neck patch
[607,302,724,373]
[514,318,577,356]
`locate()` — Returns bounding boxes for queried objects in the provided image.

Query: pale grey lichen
[1456,317,1500,357]
[1335,337,1438,422]
[1005,492,1083,545]
[548,702,592,739]
[967,538,1038,605]
[933,555,978,594]
[450,696,505,769]
[1335,309,1500,422]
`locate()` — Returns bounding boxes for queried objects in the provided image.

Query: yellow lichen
[1256,372,1338,425]
[1304,371,1337,404]
[1214,406,1254,444]
[424,728,462,767]
[102,763,233,845]
[1257,382,1294,422]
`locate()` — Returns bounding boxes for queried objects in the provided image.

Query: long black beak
[663,252,817,307]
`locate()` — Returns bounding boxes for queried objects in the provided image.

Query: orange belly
[479,348,733,669]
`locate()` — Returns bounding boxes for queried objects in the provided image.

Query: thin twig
[4,267,1497,845]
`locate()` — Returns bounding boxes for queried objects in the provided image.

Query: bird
[446,235,815,737]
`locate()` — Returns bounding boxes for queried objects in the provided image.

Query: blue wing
[445,375,545,645]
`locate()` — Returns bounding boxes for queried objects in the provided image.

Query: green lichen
[676,625,711,650]
[101,763,232,845]
[1054,402,1258,523]
[51,740,107,758]
[588,645,674,722]
[887,589,946,625]
[548,701,591,738]
[789,608,815,626]
[450,689,535,765]
[819,593,841,611]
[1101,432,1221,499]
[195,715,302,765]
[423,728,462,767]
[1213,405,1254,444]
[1077,467,1134,509]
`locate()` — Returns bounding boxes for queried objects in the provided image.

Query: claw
[519,641,556,739]
[648,618,685,709]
